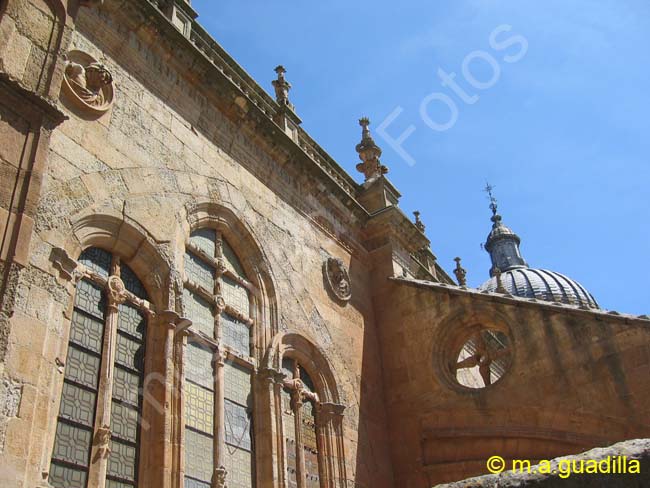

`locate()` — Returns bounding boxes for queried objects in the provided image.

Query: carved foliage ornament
[324,257,351,302]
[63,50,114,114]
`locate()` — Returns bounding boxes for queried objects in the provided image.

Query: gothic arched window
[182,229,255,488]
[49,247,151,488]
[281,358,321,488]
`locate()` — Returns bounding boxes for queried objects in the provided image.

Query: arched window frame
[263,333,348,488]
[48,247,156,488]
[179,226,260,488]
[173,202,279,488]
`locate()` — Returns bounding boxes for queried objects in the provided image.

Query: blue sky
[192,0,649,315]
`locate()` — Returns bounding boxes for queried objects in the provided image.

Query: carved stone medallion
[324,257,352,302]
[107,275,127,305]
[62,50,114,114]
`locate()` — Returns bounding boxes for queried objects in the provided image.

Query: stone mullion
[178,334,189,488]
[87,257,124,488]
[213,233,227,487]
[158,311,191,488]
[292,390,307,488]
[314,416,330,488]
[316,404,346,488]
[273,373,287,488]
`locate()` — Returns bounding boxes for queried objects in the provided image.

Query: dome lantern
[479,184,599,309]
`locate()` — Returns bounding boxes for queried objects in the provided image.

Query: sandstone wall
[0,2,394,487]
[376,279,650,487]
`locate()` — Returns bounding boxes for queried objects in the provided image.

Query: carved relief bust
[62,50,114,114]
[324,257,352,302]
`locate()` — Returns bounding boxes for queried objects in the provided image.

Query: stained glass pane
[185,342,215,389]
[69,311,104,353]
[221,314,250,357]
[78,247,112,278]
[225,399,251,451]
[282,358,295,379]
[183,289,214,337]
[117,303,146,340]
[224,362,251,407]
[185,382,214,434]
[59,382,96,427]
[185,252,215,291]
[65,346,100,389]
[300,368,316,393]
[224,446,253,488]
[107,480,134,488]
[74,279,105,319]
[111,401,140,443]
[302,401,320,488]
[190,229,217,257]
[52,422,92,466]
[184,428,213,482]
[301,401,318,452]
[113,367,140,406]
[121,263,147,299]
[221,276,249,316]
[115,333,144,372]
[184,478,211,488]
[49,462,88,488]
[107,440,137,481]
[222,238,246,279]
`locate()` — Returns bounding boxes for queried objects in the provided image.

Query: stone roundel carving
[107,275,127,304]
[63,50,114,114]
[324,257,351,302]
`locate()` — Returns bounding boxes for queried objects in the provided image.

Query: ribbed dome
[479,268,599,309]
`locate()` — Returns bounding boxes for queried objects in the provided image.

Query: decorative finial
[493,266,507,293]
[272,65,293,109]
[413,211,426,233]
[355,117,388,183]
[453,257,467,286]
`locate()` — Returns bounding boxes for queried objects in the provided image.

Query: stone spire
[484,184,528,277]
[355,117,388,183]
[272,65,294,110]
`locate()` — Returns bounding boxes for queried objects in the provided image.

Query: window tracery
[182,229,255,488]
[281,358,322,488]
[49,247,152,488]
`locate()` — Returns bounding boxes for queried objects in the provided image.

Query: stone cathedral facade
[1,1,649,488]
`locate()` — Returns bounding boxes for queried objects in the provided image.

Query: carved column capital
[212,347,227,367]
[258,367,285,385]
[158,310,192,333]
[316,402,346,426]
[51,247,80,282]
[213,465,228,488]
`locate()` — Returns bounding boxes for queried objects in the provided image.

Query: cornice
[391,276,650,325]
[111,0,365,214]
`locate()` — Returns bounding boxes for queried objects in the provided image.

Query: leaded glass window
[282,358,321,488]
[183,229,255,488]
[50,247,149,488]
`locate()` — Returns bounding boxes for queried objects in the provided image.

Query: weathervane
[484,182,498,217]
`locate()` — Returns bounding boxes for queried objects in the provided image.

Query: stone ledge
[434,438,650,487]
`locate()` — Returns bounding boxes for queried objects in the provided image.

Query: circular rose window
[453,328,512,389]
